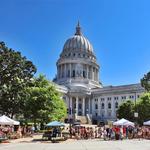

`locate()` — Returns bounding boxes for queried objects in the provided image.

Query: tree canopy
[136,93,150,124]
[117,100,134,121]
[0,42,36,118]
[117,93,150,125]
[24,75,67,124]
[141,71,150,91]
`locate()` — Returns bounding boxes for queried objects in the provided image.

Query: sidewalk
[9,134,43,143]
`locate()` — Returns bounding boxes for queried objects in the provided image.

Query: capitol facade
[53,22,144,124]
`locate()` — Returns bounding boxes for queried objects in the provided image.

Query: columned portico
[70,96,91,117]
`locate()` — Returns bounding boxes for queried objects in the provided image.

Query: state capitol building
[53,22,144,124]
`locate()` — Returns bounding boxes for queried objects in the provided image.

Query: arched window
[108,103,111,109]
[83,71,86,78]
[115,102,118,108]
[79,103,82,109]
[101,103,104,109]
[72,70,75,77]
[95,104,98,109]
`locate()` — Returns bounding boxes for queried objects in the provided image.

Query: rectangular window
[107,97,111,100]
[95,104,98,109]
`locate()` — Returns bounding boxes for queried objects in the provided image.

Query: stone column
[89,66,91,79]
[61,64,63,78]
[60,65,62,78]
[98,98,100,116]
[95,68,97,81]
[69,63,71,77]
[64,64,66,78]
[76,96,79,115]
[92,67,94,80]
[86,65,88,79]
[88,98,91,114]
[70,97,72,116]
[104,98,107,119]
[96,69,98,81]
[93,67,95,80]
[95,69,97,81]
[57,66,59,79]
[82,97,85,116]
[112,99,115,119]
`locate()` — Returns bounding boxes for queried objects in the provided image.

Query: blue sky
[0,0,150,86]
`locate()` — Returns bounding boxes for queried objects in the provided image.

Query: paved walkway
[0,137,150,150]
[9,134,42,143]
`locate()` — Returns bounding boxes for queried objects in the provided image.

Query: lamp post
[134,92,138,125]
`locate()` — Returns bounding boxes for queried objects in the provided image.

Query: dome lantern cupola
[75,21,82,36]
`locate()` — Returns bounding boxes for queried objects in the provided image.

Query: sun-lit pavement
[0,136,150,150]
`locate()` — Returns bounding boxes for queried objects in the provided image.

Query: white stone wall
[92,92,143,121]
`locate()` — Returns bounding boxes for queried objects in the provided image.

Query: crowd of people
[69,125,150,140]
[0,124,150,142]
[0,125,35,140]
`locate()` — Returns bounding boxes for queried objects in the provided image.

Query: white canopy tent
[143,120,150,126]
[123,120,135,126]
[0,115,20,125]
[113,118,134,126]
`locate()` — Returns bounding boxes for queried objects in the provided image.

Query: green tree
[117,100,134,121]
[136,93,150,124]
[24,75,67,125]
[141,71,150,91]
[0,42,36,118]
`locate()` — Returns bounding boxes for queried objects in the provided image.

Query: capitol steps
[86,114,92,124]
[76,115,92,124]
[76,116,87,124]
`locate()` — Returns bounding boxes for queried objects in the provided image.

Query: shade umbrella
[143,120,150,126]
[46,121,65,127]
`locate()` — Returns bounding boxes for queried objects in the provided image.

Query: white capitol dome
[55,22,101,89]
